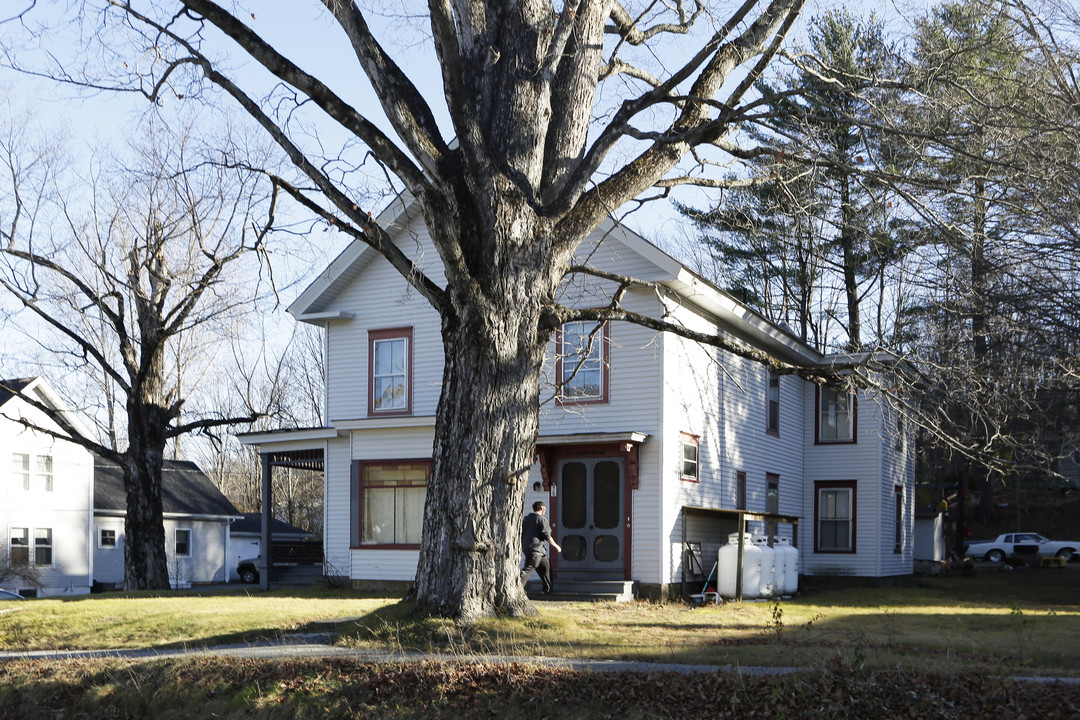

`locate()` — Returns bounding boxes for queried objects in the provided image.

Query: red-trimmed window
[358,460,429,547]
[557,321,608,403]
[368,327,413,416]
[815,480,857,553]
[894,485,904,554]
[817,385,856,443]
[680,433,699,482]
[766,372,780,435]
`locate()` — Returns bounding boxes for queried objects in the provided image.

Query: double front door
[556,456,625,575]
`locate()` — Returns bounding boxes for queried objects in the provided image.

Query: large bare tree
[0,111,280,589]
[4,0,863,617]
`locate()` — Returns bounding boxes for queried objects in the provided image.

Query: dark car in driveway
[237,559,259,584]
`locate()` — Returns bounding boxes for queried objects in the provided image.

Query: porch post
[259,452,272,591]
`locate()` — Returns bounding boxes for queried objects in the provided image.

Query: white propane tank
[774,537,799,594]
[771,536,788,595]
[752,535,776,598]
[718,533,763,598]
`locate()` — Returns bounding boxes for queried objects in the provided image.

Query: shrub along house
[240,196,915,598]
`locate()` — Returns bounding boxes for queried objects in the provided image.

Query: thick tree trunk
[122,404,172,590]
[411,294,552,619]
[410,202,558,619]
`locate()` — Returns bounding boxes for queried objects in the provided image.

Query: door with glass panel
[556,457,625,575]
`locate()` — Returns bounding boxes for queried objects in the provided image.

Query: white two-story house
[241,197,915,598]
[0,377,95,597]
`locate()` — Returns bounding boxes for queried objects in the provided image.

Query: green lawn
[2,567,1079,676]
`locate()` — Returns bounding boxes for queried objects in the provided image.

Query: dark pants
[520,552,552,593]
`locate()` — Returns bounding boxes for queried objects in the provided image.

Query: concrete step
[527,579,635,602]
[268,564,325,588]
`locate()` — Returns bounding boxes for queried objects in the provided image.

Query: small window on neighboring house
[175,529,191,557]
[767,372,780,435]
[368,327,413,415]
[37,455,53,492]
[818,385,856,443]
[766,473,780,537]
[816,481,857,552]
[557,321,608,403]
[894,486,904,554]
[358,460,430,546]
[13,453,29,491]
[34,528,52,566]
[680,434,699,482]
[10,528,29,565]
[99,528,117,548]
[736,471,747,510]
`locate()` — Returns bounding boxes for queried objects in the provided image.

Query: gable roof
[287,196,823,366]
[0,376,95,442]
[93,456,241,519]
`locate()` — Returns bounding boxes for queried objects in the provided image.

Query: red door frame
[535,442,639,579]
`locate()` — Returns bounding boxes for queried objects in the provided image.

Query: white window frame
[10,527,29,565]
[34,528,53,566]
[98,528,118,548]
[818,386,855,443]
[175,528,192,557]
[680,433,699,482]
[37,454,53,492]
[13,453,29,491]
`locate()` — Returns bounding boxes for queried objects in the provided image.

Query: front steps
[525,578,636,602]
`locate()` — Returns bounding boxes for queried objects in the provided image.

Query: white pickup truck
[964,533,1078,563]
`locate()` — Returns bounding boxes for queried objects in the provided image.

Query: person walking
[520,501,561,594]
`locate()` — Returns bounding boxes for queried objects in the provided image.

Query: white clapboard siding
[0,392,95,597]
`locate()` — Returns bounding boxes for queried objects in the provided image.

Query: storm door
[556,457,625,575]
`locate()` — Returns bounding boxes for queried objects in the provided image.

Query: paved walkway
[0,634,798,676]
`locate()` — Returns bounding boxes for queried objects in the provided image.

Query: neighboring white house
[0,378,95,598]
[1,377,244,595]
[240,197,916,598]
[93,457,243,589]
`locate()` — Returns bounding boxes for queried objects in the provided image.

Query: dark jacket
[521,512,552,556]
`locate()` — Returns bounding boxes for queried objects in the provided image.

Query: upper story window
[766,372,780,435]
[37,455,53,492]
[815,480,856,553]
[368,327,413,416]
[894,486,904,554]
[12,453,29,491]
[357,460,429,547]
[175,529,192,557]
[680,433,699,482]
[736,471,747,510]
[817,385,856,443]
[558,321,608,403]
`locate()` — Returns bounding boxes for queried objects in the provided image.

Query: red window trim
[353,458,430,550]
[814,480,857,554]
[555,321,610,405]
[367,327,414,417]
[814,385,858,445]
[679,432,700,483]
